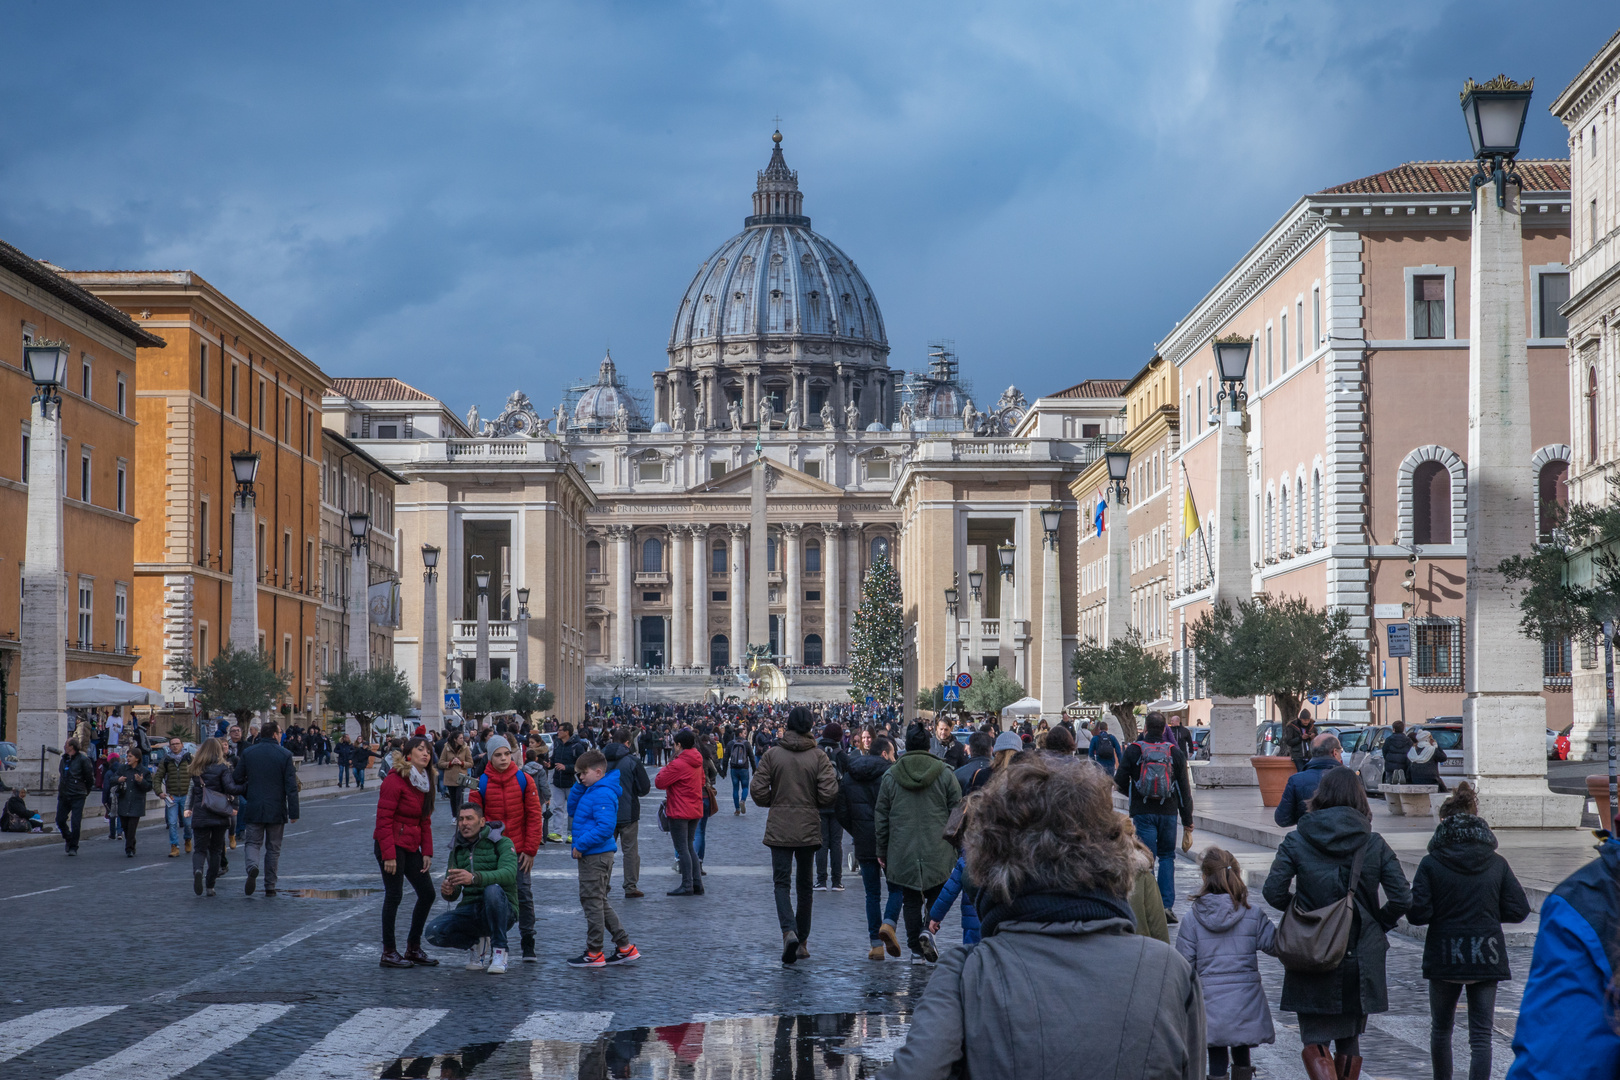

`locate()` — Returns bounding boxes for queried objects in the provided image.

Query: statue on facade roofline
[465,403,481,436]
[820,401,834,430]
[844,400,860,431]
[898,401,913,429]
[728,398,743,432]
[786,395,801,431]
[758,393,775,428]
[612,401,630,433]
[961,399,977,435]
[672,401,687,433]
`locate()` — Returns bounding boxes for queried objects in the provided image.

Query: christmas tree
[848,551,904,707]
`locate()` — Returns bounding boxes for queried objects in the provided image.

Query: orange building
[0,242,165,740]
[60,271,329,716]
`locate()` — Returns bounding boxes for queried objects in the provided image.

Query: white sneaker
[466,937,490,970]
[487,948,508,974]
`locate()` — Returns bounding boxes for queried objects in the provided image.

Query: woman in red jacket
[374,735,438,968]
[656,729,705,896]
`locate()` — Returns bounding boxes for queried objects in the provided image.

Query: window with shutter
[1413,276,1446,339]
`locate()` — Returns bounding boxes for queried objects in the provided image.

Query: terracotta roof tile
[330,377,438,403]
[1047,379,1129,399]
[0,241,167,349]
[1318,159,1569,195]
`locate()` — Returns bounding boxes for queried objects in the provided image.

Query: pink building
[1164,160,1573,733]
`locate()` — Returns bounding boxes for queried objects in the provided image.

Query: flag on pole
[1094,498,1106,537]
[1183,487,1201,539]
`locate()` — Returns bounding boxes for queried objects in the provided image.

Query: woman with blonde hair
[185,737,243,896]
[1176,847,1279,1079]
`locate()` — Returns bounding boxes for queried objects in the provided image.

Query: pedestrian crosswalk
[57,1003,293,1080]
[0,1007,124,1064]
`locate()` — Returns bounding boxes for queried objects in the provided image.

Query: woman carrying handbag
[185,738,244,896]
[1263,767,1410,1080]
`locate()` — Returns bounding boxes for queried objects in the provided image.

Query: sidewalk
[0,761,364,853]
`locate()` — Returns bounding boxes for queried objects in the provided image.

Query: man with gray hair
[1273,733,1343,828]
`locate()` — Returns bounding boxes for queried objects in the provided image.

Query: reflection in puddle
[280,887,383,899]
[381,1012,908,1078]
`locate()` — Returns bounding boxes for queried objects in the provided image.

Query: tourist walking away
[815,722,850,891]
[154,737,193,857]
[875,723,962,963]
[1407,729,1448,792]
[550,722,588,839]
[837,734,903,960]
[1088,721,1122,777]
[602,727,650,899]
[1128,834,1171,944]
[656,729,706,895]
[882,753,1204,1079]
[336,735,353,787]
[725,727,756,813]
[565,749,641,968]
[1275,735,1342,828]
[56,738,95,855]
[1263,767,1410,1080]
[350,739,375,790]
[1115,711,1195,920]
[1175,847,1279,1080]
[1380,721,1412,785]
[470,735,543,961]
[184,738,242,896]
[1406,784,1530,1080]
[109,750,153,857]
[953,731,993,793]
[235,720,300,896]
[1280,710,1316,773]
[752,706,840,963]
[439,732,473,817]
[1505,827,1620,1079]
[375,736,440,969]
[427,804,518,973]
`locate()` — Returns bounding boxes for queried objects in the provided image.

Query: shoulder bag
[1273,841,1369,973]
[198,777,233,818]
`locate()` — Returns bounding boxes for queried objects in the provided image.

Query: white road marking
[119,862,167,873]
[330,819,361,825]
[510,1010,615,1043]
[270,1007,446,1079]
[59,1003,290,1080]
[1,884,73,900]
[147,903,373,1003]
[284,830,310,836]
[0,1006,124,1063]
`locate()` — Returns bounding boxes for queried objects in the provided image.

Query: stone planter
[1588,773,1617,833]
[1252,755,1295,808]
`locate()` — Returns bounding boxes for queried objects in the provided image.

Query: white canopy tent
[1000,696,1043,720]
[65,674,163,709]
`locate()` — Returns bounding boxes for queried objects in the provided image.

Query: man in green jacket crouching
[426,804,519,973]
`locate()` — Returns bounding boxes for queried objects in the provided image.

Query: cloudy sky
[2,2,1613,417]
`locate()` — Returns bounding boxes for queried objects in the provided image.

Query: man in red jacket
[471,736,543,961]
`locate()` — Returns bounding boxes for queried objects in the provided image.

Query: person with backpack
[1114,711,1195,920]
[815,722,851,891]
[1407,783,1530,1080]
[1380,721,1412,786]
[725,726,756,814]
[1176,847,1280,1080]
[470,735,544,962]
[1088,721,1122,777]
[602,727,650,900]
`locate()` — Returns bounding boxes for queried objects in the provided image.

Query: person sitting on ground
[2,788,43,832]
[882,753,1204,1079]
[1274,735,1342,828]
[427,803,519,974]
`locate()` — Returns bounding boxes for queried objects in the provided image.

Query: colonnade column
[783,523,802,665]
[728,523,747,670]
[610,525,633,667]
[823,524,843,664]
[691,528,708,669]
[670,525,688,669]
[845,528,862,646]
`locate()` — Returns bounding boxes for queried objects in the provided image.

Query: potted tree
[1189,595,1365,807]
[1069,631,1177,743]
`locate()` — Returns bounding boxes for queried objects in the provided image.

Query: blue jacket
[566,769,622,856]
[1274,756,1337,827]
[929,854,982,944]
[1507,837,1620,1080]
[233,735,299,824]
[1087,732,1121,768]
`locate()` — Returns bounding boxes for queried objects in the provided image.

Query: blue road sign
[612,696,623,708]
[1308,694,1324,705]
[1387,622,1412,659]
[942,685,961,703]
[444,689,461,709]
[1371,688,1400,698]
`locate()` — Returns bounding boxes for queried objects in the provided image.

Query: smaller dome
[866,421,889,432]
[571,352,643,431]
[651,421,672,433]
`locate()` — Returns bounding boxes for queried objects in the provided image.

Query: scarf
[1409,739,1438,764]
[408,765,431,793]
[973,888,1137,939]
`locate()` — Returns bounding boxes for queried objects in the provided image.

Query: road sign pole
[1398,655,1406,728]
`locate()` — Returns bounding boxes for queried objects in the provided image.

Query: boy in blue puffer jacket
[925,853,981,948]
[565,750,640,968]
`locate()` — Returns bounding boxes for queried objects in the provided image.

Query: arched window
[1311,470,1322,545]
[1279,485,1290,553]
[870,536,890,565]
[1265,493,1274,558]
[712,544,726,574]
[585,540,601,574]
[1412,461,1452,544]
[805,541,821,573]
[1539,460,1570,539]
[710,634,730,672]
[586,623,601,654]
[1296,477,1306,550]
[803,634,823,665]
[641,537,663,573]
[1589,367,1599,463]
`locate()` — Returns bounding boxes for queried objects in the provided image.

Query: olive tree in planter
[325,662,412,743]
[174,644,291,729]
[1069,630,1177,742]
[1188,594,1364,729]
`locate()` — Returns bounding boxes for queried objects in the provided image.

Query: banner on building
[369,581,401,628]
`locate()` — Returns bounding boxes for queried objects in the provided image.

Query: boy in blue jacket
[566,750,640,968]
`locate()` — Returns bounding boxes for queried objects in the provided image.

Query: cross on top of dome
[747,131,808,228]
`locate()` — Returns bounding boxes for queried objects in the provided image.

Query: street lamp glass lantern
[1104,448,1131,483]
[944,586,959,608]
[1040,504,1063,536]
[1461,78,1532,159]
[230,450,260,486]
[967,569,984,593]
[997,541,1016,574]
[1213,335,1253,385]
[517,586,530,607]
[474,569,491,592]
[421,544,440,569]
[22,343,69,389]
[347,511,369,540]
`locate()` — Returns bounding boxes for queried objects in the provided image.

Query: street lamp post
[967,568,985,675]
[1458,75,1582,825]
[473,559,491,682]
[996,540,1016,677]
[516,586,531,685]
[1039,505,1065,725]
[420,545,441,730]
[1104,448,1132,646]
[229,450,261,652]
[18,342,70,782]
[943,579,960,684]
[347,511,370,670]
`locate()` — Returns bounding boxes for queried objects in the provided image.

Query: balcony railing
[634,572,669,585]
[453,620,515,641]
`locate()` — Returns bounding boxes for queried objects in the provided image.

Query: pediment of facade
[686,461,844,497]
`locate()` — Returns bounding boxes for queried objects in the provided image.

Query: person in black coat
[1275,737,1342,827]
[233,720,299,897]
[834,736,900,960]
[1380,721,1413,785]
[1263,767,1410,1080]
[1406,784,1530,1080]
[815,723,852,890]
[108,752,153,856]
[602,729,651,899]
[1407,729,1449,791]
[55,739,96,855]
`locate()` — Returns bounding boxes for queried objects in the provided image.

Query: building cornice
[1551,29,1620,123]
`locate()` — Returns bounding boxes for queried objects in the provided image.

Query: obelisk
[749,438,771,659]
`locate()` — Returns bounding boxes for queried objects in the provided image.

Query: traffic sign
[1371,688,1400,698]
[865,696,875,706]
[182,686,202,695]
[612,696,623,708]
[443,689,461,709]
[1308,694,1324,705]
[956,672,973,689]
[942,685,961,703]
[1387,623,1412,659]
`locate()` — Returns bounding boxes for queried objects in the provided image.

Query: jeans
[579,851,630,952]
[1430,980,1498,1080]
[517,863,535,941]
[378,845,435,953]
[815,815,844,885]
[616,821,640,891]
[446,785,465,818]
[245,822,285,889]
[1132,812,1179,910]
[425,886,513,951]
[669,817,700,890]
[352,765,367,789]
[771,845,817,940]
[193,824,227,887]
[165,795,192,846]
[338,762,350,787]
[857,858,903,943]
[56,795,85,852]
[730,769,751,810]
[896,882,944,953]
[1208,1046,1251,1077]
[694,814,708,862]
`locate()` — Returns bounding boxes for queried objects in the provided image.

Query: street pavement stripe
[270,1007,446,1079]
[0,884,73,901]
[330,819,361,825]
[58,1003,290,1080]
[509,1011,615,1043]
[148,903,374,1003]
[0,1006,124,1063]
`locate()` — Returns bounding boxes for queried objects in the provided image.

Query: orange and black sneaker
[607,944,641,965]
[567,949,607,968]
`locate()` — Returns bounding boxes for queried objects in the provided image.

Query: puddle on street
[280,887,383,899]
[380,1012,909,1078]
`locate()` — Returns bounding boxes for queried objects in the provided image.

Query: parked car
[1190,727,1210,761]
[1350,719,1465,790]
[0,741,17,780]
[1256,721,1285,756]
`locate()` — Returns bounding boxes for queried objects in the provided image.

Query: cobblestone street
[0,773,1535,1079]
